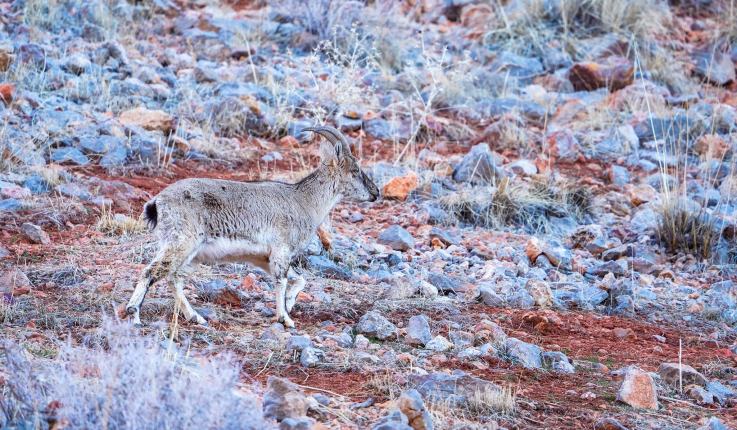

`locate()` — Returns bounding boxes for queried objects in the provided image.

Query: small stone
[20,223,50,245]
[397,389,433,430]
[262,376,308,421]
[0,42,15,72]
[425,335,453,352]
[453,143,506,184]
[428,227,459,247]
[377,225,415,252]
[627,184,659,206]
[300,347,323,368]
[568,57,633,91]
[506,337,542,369]
[355,311,398,341]
[693,51,736,86]
[382,171,419,201]
[706,380,735,404]
[419,281,439,298]
[279,417,316,430]
[694,134,731,159]
[615,366,658,410]
[525,279,554,308]
[286,336,314,352]
[0,267,32,294]
[64,52,91,75]
[406,315,432,347]
[594,418,629,430]
[51,147,90,166]
[609,165,630,186]
[687,386,714,405]
[119,107,173,133]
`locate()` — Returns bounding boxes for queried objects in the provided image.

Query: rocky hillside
[1,0,737,428]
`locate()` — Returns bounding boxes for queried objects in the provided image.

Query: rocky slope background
[1,0,737,428]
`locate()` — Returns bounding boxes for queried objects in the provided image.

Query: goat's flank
[125,126,379,328]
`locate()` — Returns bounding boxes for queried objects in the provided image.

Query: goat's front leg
[270,247,294,328]
[286,267,306,314]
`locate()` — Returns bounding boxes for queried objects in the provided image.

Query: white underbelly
[194,238,270,270]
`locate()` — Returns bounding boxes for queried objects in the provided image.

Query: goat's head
[304,126,380,202]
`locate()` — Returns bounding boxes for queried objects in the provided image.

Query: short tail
[143,200,158,230]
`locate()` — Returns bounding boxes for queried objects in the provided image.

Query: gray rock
[476,98,547,123]
[100,144,128,167]
[609,165,630,185]
[21,223,50,244]
[448,331,474,350]
[593,418,629,430]
[452,143,506,184]
[363,119,411,142]
[506,338,542,369]
[693,51,736,86]
[377,225,415,251]
[23,175,51,194]
[197,279,244,306]
[478,285,505,306]
[261,323,285,342]
[312,393,331,406]
[0,199,23,211]
[397,389,433,430]
[300,347,323,367]
[262,376,308,421]
[53,183,91,201]
[410,371,500,407]
[193,66,220,83]
[308,255,350,280]
[407,315,432,347]
[279,417,316,430]
[51,147,90,165]
[659,363,708,387]
[425,335,453,352]
[383,275,419,300]
[355,311,398,340]
[372,410,413,430]
[542,351,574,373]
[79,135,124,154]
[286,336,314,352]
[589,261,626,277]
[705,416,727,430]
[509,289,535,309]
[428,227,459,246]
[64,53,90,75]
[706,380,735,404]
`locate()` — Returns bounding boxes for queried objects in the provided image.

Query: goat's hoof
[126,306,137,315]
[133,323,143,329]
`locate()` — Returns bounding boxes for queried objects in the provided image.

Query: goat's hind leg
[167,263,207,326]
[285,267,306,314]
[126,239,198,326]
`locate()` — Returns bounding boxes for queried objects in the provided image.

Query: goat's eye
[352,167,360,175]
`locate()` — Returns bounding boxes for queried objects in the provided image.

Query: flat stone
[377,225,415,252]
[453,143,506,184]
[51,147,90,165]
[286,336,314,352]
[706,380,735,404]
[20,223,50,244]
[409,370,500,407]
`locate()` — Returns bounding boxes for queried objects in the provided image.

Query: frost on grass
[0,320,262,430]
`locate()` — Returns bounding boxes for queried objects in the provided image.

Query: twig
[640,411,701,425]
[522,415,546,425]
[298,384,346,399]
[254,351,274,378]
[659,396,729,411]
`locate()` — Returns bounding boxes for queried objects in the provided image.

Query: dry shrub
[95,205,147,237]
[467,385,517,415]
[440,178,590,234]
[0,320,262,429]
[656,197,719,260]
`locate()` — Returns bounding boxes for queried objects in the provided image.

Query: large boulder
[658,363,708,387]
[397,389,433,430]
[616,366,658,410]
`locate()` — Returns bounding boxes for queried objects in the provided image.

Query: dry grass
[656,197,720,260]
[95,205,147,237]
[467,385,517,415]
[440,178,590,234]
[0,320,263,429]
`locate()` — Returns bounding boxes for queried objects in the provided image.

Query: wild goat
[125,126,379,328]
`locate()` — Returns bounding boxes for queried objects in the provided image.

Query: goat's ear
[334,141,344,159]
[318,140,336,162]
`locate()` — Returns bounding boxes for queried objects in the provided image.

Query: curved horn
[302,126,351,156]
